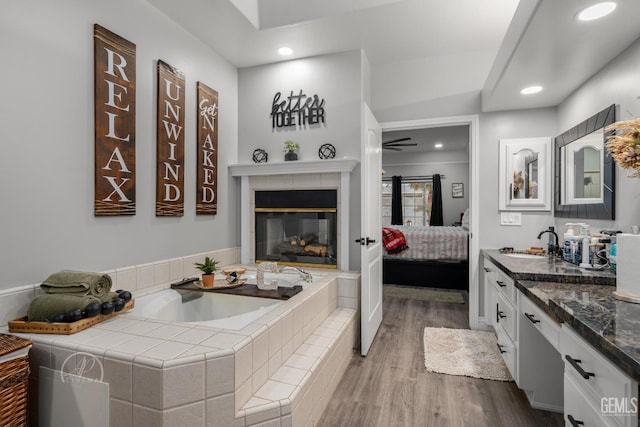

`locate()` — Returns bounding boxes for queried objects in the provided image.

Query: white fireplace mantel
[229,158,358,177]
[229,158,359,270]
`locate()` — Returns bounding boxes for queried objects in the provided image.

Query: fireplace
[255,190,337,268]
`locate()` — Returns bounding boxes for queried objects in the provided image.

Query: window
[381,181,432,226]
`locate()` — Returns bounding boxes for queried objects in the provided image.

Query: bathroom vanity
[482,250,638,427]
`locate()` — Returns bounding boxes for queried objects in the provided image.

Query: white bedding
[384,225,468,261]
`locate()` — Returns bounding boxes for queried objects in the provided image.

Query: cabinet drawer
[494,269,516,304]
[519,293,560,350]
[561,325,637,407]
[495,328,516,382]
[483,258,497,278]
[564,372,617,427]
[496,292,517,342]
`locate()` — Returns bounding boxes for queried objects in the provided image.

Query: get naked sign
[94,24,136,216]
[196,82,218,215]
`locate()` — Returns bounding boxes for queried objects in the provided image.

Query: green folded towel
[27,294,101,322]
[41,270,112,299]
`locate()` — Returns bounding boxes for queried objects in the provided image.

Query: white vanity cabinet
[485,259,518,382]
[560,325,638,427]
[517,290,564,412]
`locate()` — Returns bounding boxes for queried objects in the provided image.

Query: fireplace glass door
[254,190,337,268]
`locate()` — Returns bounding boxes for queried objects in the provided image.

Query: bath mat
[423,327,513,381]
[383,285,465,304]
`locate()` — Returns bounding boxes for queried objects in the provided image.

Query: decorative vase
[285,151,298,161]
[201,274,214,288]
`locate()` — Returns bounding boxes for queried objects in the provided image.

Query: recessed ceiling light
[277,47,293,56]
[434,143,443,149]
[576,2,616,21]
[521,85,543,95]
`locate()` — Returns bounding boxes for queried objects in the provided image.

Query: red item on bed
[382,227,409,254]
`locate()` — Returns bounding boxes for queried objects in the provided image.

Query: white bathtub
[133,289,282,330]
[133,272,321,330]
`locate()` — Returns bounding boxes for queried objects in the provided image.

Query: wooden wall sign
[196,82,218,215]
[94,24,136,216]
[156,60,185,216]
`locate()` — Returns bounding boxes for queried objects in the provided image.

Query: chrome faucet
[537,226,559,257]
[278,266,312,282]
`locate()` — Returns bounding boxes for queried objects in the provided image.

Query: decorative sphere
[318,143,336,159]
[252,148,268,163]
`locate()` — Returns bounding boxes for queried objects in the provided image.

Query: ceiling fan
[382,137,417,151]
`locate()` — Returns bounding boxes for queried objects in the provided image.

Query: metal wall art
[252,149,268,163]
[318,143,336,159]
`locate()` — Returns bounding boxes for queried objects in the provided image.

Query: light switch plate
[500,212,522,226]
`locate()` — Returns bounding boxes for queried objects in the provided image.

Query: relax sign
[94,25,136,216]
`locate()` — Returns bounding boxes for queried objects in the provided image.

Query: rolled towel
[27,294,101,322]
[41,270,112,299]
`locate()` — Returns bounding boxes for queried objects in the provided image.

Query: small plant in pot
[194,256,220,288]
[283,140,299,161]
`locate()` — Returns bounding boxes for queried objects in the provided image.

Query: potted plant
[194,256,219,288]
[283,140,299,161]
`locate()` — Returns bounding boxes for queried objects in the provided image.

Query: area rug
[383,284,465,304]
[423,327,513,381]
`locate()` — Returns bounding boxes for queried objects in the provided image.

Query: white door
[360,103,383,356]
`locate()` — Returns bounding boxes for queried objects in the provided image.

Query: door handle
[355,237,376,246]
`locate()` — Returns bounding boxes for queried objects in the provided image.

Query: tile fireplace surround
[230,158,359,271]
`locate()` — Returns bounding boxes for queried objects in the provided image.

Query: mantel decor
[252,149,268,163]
[94,24,136,216]
[318,143,336,159]
[196,82,218,215]
[156,60,185,216]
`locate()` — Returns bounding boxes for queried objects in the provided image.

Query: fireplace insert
[255,190,337,268]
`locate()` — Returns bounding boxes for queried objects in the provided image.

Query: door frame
[380,115,483,330]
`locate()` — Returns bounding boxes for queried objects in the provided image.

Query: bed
[382,211,469,290]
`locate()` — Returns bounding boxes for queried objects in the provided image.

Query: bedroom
[381,124,471,291]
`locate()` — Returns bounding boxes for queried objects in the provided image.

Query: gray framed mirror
[554,104,616,219]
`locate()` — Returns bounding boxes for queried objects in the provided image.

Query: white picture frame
[498,137,551,211]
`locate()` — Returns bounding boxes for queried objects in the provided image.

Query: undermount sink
[504,253,546,259]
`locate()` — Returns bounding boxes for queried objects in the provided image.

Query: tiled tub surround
[483,249,640,381]
[1,249,360,427]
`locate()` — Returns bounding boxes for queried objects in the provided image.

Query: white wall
[382,150,469,226]
[238,50,365,269]
[0,0,239,289]
[556,36,640,233]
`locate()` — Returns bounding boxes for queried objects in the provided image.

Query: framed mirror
[554,104,616,219]
[499,137,551,211]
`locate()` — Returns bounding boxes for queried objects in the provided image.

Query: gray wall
[477,108,558,251]
[382,150,469,226]
[556,36,640,233]
[0,0,239,289]
[238,50,366,270]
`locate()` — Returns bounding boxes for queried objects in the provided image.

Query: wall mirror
[554,104,616,219]
[499,137,551,211]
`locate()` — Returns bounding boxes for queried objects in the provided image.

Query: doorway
[380,115,481,330]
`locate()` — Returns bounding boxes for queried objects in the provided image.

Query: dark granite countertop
[483,249,640,382]
[482,249,615,285]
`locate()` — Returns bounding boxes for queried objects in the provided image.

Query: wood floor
[317,289,565,427]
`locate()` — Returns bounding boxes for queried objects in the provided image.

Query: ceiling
[382,126,469,153]
[147,0,640,112]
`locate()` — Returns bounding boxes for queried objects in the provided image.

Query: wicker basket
[0,334,32,427]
